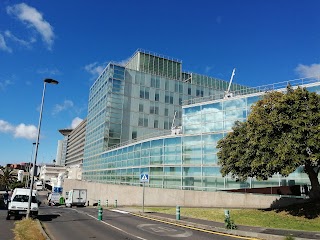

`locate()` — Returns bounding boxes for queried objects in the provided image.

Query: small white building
[39,164,67,188]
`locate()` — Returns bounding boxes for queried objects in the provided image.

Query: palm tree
[0,167,17,190]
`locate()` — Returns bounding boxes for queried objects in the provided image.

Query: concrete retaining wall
[63,179,287,209]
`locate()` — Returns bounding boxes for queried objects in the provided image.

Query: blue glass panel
[223,98,246,110]
[184,106,201,115]
[182,154,201,164]
[164,167,181,175]
[164,154,181,164]
[202,167,221,176]
[203,154,218,164]
[202,121,223,132]
[142,141,150,149]
[164,137,181,146]
[247,95,261,108]
[202,102,222,111]
[307,85,320,94]
[183,135,201,146]
[202,134,223,145]
[151,139,163,148]
[183,167,201,177]
[183,124,202,134]
[224,109,245,120]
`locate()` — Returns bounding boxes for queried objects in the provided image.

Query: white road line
[73,209,148,240]
[110,209,129,214]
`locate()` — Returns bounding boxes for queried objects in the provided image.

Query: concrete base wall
[63,179,291,209]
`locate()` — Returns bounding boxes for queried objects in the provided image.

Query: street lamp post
[25,142,37,188]
[26,78,59,219]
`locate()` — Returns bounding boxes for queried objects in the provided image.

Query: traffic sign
[140,173,149,183]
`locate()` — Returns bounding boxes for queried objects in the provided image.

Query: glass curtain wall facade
[83,78,320,191]
[83,50,245,176]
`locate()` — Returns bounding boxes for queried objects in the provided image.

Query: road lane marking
[111,209,129,214]
[72,208,148,240]
[130,213,258,240]
[138,223,193,237]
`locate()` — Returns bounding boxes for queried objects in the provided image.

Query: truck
[65,189,87,207]
[7,188,39,220]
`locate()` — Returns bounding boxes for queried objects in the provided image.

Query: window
[151,76,156,87]
[140,87,149,100]
[188,87,191,95]
[139,104,144,112]
[138,117,143,126]
[132,131,137,139]
[154,120,159,128]
[165,108,169,116]
[155,90,160,101]
[144,118,148,127]
[165,94,169,103]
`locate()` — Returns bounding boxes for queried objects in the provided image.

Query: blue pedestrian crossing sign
[140,173,149,183]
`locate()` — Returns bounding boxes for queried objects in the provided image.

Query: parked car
[7,188,39,220]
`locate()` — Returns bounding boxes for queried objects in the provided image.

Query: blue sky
[0,0,320,166]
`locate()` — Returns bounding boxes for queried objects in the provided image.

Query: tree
[0,166,17,190]
[217,86,320,199]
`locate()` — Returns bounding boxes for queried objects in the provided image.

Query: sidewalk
[119,207,320,240]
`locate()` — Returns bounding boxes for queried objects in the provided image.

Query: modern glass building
[83,50,247,175]
[82,49,320,192]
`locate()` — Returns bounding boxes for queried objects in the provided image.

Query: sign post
[140,173,149,213]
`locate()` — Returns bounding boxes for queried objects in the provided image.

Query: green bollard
[115,199,117,208]
[106,200,108,207]
[98,206,103,221]
[98,200,101,207]
[176,206,180,220]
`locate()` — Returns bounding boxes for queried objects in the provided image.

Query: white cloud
[0,119,37,140]
[52,100,74,115]
[205,66,213,74]
[84,62,105,78]
[4,30,36,48]
[0,79,13,91]
[295,63,320,78]
[116,57,130,66]
[0,120,14,133]
[14,123,37,139]
[71,117,83,129]
[36,68,61,75]
[0,34,12,53]
[6,3,54,50]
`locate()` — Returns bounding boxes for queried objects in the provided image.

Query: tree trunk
[305,164,320,200]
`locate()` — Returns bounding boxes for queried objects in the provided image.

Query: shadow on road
[38,214,60,221]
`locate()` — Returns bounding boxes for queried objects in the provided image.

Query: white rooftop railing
[183,76,320,106]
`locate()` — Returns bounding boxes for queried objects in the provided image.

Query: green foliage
[0,167,18,190]
[217,86,320,198]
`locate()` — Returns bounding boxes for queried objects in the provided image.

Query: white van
[36,181,43,191]
[7,188,39,220]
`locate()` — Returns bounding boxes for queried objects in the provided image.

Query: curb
[36,219,50,240]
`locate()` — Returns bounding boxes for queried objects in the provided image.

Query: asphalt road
[1,191,252,240]
[40,206,247,240]
[0,208,15,240]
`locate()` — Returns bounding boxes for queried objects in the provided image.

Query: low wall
[63,179,294,209]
